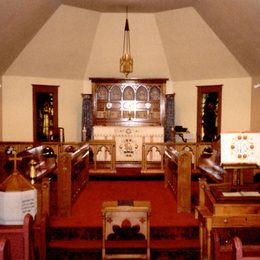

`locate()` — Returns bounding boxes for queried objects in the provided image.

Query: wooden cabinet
[90,78,167,126]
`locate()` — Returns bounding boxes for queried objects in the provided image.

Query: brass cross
[9,152,22,173]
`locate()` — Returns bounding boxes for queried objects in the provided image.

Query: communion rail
[141,142,165,174]
[89,140,116,174]
[164,144,192,213]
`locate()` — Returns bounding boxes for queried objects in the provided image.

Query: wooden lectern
[196,178,260,260]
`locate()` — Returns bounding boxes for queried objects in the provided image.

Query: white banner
[221,133,260,165]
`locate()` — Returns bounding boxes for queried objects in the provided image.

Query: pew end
[0,214,34,260]
[232,236,260,260]
[164,145,192,213]
[0,238,11,260]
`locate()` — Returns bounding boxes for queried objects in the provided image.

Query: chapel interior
[0,1,260,259]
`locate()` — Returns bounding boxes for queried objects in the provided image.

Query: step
[48,238,200,251]
[151,239,200,250]
[48,239,102,250]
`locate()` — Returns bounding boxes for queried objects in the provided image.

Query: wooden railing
[172,142,213,170]
[164,144,192,213]
[89,140,116,174]
[57,143,89,217]
[141,142,165,174]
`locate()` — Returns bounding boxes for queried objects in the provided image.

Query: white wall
[2,76,83,142]
[1,5,253,142]
[2,75,251,142]
[5,5,100,80]
[0,84,2,139]
[251,76,260,131]
[173,77,252,138]
[155,8,248,81]
[85,12,170,79]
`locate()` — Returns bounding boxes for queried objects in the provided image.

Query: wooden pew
[197,150,224,183]
[232,236,260,260]
[0,214,48,260]
[57,143,89,216]
[0,142,33,155]
[17,145,57,181]
[33,214,48,260]
[0,141,89,220]
[14,145,58,222]
[173,142,213,173]
[0,238,11,260]
[164,145,192,213]
[0,147,50,260]
[212,230,260,260]
[0,214,34,260]
[196,178,260,260]
[0,152,9,183]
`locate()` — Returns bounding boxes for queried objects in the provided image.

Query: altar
[93,126,164,162]
[88,78,168,166]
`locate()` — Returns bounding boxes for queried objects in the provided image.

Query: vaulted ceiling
[0,0,259,79]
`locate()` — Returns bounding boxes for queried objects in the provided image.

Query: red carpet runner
[48,179,200,259]
[51,180,198,227]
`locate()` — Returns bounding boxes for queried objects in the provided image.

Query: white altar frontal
[93,126,164,162]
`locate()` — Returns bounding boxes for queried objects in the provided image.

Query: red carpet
[50,180,198,228]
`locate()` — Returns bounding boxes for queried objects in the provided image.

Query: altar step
[89,167,166,181]
[47,226,200,259]
[47,239,200,259]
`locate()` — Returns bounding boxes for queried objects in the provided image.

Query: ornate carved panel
[93,126,164,162]
[91,78,167,126]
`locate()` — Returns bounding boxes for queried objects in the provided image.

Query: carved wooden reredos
[91,78,167,127]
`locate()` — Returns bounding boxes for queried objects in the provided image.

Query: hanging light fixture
[120,7,133,77]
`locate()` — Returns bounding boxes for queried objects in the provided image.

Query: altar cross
[9,152,22,174]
